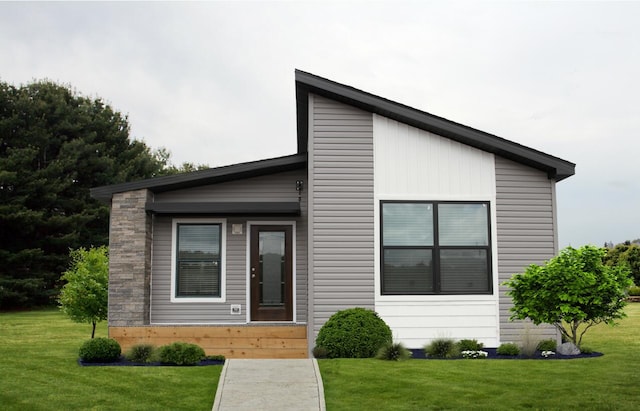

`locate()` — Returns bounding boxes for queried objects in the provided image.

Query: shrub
[505,245,632,347]
[536,339,557,352]
[376,342,411,361]
[628,285,640,296]
[580,346,594,354]
[158,342,205,365]
[424,338,459,359]
[126,344,155,363]
[315,308,392,358]
[457,339,483,352]
[497,342,520,356]
[79,337,121,363]
[206,354,226,362]
[312,346,328,359]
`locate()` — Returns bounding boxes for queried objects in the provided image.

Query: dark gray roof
[92,70,575,203]
[90,153,307,203]
[295,70,575,181]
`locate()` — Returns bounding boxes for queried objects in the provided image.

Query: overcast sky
[1,1,638,248]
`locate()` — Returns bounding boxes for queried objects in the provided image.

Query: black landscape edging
[409,348,603,360]
[78,356,225,367]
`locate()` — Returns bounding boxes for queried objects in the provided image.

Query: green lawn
[3,306,639,410]
[0,309,221,411]
[319,304,640,411]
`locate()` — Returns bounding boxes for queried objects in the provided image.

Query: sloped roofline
[90,153,307,203]
[295,69,575,181]
[92,70,575,203]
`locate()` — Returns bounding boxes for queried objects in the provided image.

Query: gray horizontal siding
[309,95,375,339]
[496,156,558,343]
[150,170,308,324]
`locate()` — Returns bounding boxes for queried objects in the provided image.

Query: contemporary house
[91,70,575,358]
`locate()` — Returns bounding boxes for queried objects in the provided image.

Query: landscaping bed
[78,356,225,367]
[409,348,603,360]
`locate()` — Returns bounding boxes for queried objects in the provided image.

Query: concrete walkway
[212,359,326,411]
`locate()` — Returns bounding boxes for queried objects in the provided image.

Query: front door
[250,225,293,321]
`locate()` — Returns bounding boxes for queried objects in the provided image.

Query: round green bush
[158,342,205,365]
[457,339,484,352]
[315,308,392,358]
[536,339,557,352]
[79,337,122,363]
[497,342,520,356]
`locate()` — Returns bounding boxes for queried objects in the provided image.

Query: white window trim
[170,218,227,303]
[245,221,297,323]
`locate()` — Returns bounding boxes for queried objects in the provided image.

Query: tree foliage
[604,242,640,286]
[504,245,632,347]
[58,246,108,338]
[0,80,180,309]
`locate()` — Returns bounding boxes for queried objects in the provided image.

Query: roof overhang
[295,70,575,182]
[146,201,301,216]
[91,153,307,203]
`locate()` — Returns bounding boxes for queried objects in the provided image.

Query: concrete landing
[212,359,325,411]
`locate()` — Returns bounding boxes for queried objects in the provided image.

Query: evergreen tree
[0,80,168,308]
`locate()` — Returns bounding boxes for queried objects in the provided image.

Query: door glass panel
[259,231,285,306]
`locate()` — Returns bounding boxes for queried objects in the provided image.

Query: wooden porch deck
[109,324,308,359]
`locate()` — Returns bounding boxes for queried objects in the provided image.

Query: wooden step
[109,325,308,358]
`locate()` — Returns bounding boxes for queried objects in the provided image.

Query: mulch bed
[78,356,225,366]
[409,348,603,360]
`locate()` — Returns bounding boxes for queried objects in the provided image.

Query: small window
[381,201,491,295]
[172,219,226,302]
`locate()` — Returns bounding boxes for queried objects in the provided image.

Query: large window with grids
[381,201,492,295]
[171,219,226,301]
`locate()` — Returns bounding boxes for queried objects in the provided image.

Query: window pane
[177,224,221,297]
[438,203,488,246]
[440,249,489,293]
[383,249,433,293]
[177,261,219,296]
[383,203,433,246]
[260,231,285,306]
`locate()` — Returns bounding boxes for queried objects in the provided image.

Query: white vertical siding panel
[373,114,500,348]
[496,156,559,343]
[309,95,375,339]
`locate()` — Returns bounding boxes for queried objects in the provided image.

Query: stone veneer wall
[108,189,152,326]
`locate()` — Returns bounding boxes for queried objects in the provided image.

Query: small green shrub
[376,342,411,361]
[628,285,640,296]
[312,346,328,359]
[315,308,392,358]
[536,339,557,352]
[206,354,226,362]
[125,344,155,363]
[79,337,121,363]
[158,342,205,365]
[497,342,520,356]
[457,339,484,351]
[424,338,459,359]
[580,346,594,354]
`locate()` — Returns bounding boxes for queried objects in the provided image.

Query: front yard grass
[319,304,640,411]
[0,309,221,411]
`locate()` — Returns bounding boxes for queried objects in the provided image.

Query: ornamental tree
[58,246,108,338]
[504,245,632,347]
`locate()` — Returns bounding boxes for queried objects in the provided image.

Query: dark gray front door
[250,225,293,321]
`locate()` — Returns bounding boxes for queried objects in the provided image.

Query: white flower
[461,350,488,359]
